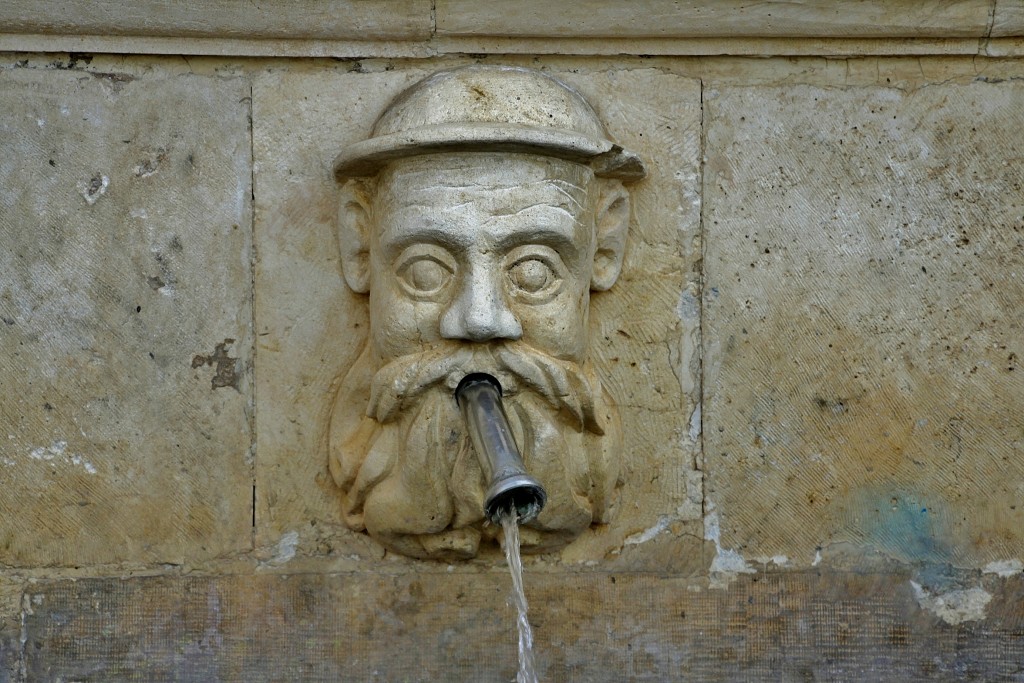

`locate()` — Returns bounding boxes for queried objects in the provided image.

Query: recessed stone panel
[252,63,701,567]
[0,67,253,566]
[703,82,1024,567]
[22,571,1024,681]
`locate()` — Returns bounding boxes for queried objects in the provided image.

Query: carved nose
[441,268,523,342]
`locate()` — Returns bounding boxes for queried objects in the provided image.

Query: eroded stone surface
[704,82,1024,568]
[253,63,701,567]
[22,571,1024,681]
[0,67,253,566]
[0,579,22,683]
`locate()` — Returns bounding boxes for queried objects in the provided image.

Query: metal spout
[455,373,547,525]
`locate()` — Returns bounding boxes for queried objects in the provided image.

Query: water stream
[499,511,539,683]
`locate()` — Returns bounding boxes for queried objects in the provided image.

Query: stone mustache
[329,65,646,560]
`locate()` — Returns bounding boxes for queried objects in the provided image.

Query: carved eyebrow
[381,224,469,255]
[495,225,579,260]
[381,222,580,261]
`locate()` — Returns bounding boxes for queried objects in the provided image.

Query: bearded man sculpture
[329,65,646,560]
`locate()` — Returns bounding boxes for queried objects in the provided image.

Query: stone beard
[329,340,623,560]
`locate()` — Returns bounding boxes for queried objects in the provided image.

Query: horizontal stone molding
[0,0,432,41]
[1,1,1022,58]
[2,33,1024,59]
[438,0,997,39]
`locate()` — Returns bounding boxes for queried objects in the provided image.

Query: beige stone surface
[703,81,1024,568]
[0,0,431,40]
[253,62,701,568]
[436,0,992,38]
[993,1,1024,37]
[0,66,253,566]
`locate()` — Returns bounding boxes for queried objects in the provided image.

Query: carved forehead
[373,153,595,213]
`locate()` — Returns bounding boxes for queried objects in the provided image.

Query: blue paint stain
[852,488,953,566]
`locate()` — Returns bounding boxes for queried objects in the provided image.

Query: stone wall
[1,4,1023,680]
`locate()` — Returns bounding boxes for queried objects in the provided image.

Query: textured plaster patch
[623,516,672,545]
[271,531,299,565]
[705,507,756,588]
[910,581,992,625]
[27,440,97,474]
[687,404,701,443]
[983,559,1023,577]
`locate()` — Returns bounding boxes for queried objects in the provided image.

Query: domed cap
[333,65,646,181]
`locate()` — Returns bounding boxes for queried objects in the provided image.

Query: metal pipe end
[485,474,547,526]
[455,371,547,525]
[455,372,502,404]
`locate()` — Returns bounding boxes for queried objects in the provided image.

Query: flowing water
[499,511,539,683]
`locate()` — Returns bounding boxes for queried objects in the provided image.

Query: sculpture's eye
[505,247,564,303]
[509,259,553,293]
[395,246,455,299]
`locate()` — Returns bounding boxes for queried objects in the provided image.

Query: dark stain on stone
[147,275,165,290]
[192,338,241,391]
[813,395,848,414]
[90,72,135,90]
[2,316,14,325]
[134,148,167,178]
[68,53,93,68]
[86,174,105,197]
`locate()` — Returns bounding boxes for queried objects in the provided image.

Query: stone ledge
[3,34,1024,59]
[437,0,997,39]
[0,0,432,41]
[3,0,1012,42]
[18,571,1024,681]
[2,0,1023,58]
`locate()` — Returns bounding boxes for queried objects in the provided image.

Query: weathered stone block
[22,571,1024,681]
[0,579,22,683]
[252,63,701,567]
[0,66,253,566]
[704,82,1024,568]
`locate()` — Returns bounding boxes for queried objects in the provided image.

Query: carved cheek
[370,278,448,358]
[514,280,590,361]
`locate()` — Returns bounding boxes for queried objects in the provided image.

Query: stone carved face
[362,153,626,365]
[328,66,641,560]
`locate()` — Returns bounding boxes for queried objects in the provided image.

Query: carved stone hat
[333,65,646,181]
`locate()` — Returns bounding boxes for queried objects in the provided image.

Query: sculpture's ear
[591,179,631,291]
[337,178,375,294]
